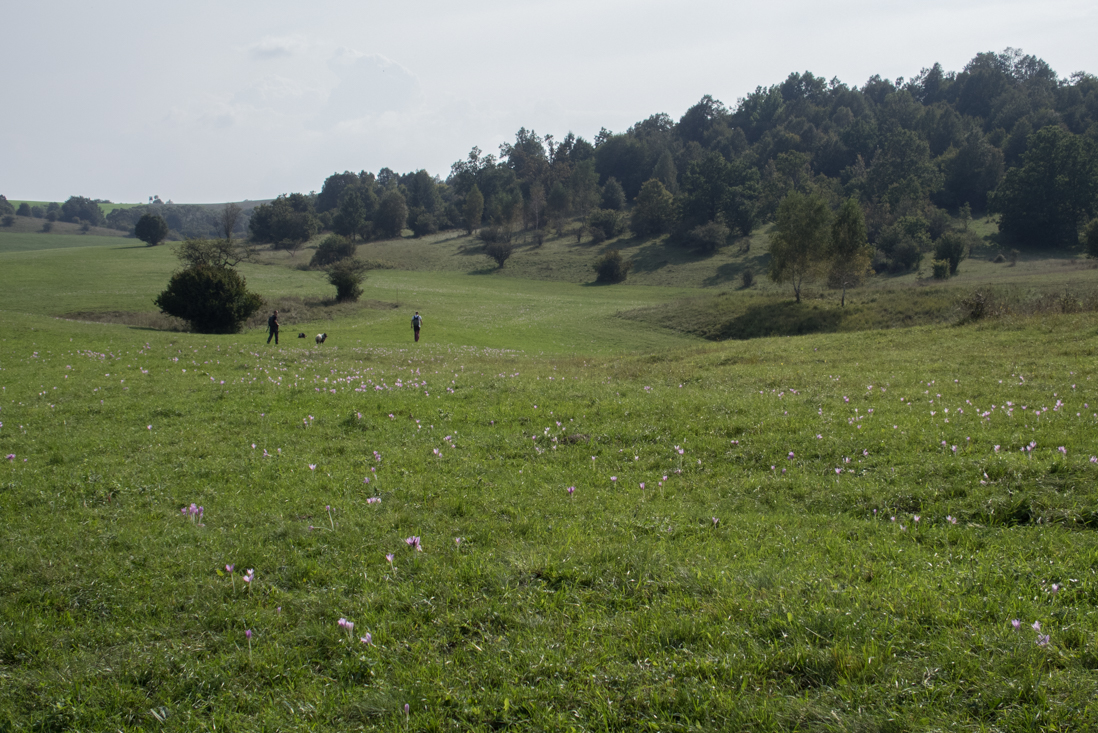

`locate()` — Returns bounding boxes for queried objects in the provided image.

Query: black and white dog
[315,333,327,345]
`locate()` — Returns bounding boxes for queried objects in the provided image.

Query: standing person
[267,310,280,345]
[411,311,422,342]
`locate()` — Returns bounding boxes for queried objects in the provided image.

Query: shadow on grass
[626,236,716,274]
[702,250,771,287]
[708,301,844,340]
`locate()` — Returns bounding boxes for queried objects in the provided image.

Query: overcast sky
[4,0,1095,203]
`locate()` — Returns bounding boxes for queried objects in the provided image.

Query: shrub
[327,259,369,302]
[588,209,625,241]
[16,202,31,216]
[934,232,970,275]
[41,221,53,233]
[742,269,755,288]
[594,250,631,284]
[478,226,510,244]
[409,210,438,238]
[1,215,13,227]
[931,259,951,279]
[154,265,264,333]
[310,234,357,268]
[688,220,730,252]
[484,242,513,268]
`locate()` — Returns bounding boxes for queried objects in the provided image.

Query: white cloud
[320,51,423,123]
[247,34,312,60]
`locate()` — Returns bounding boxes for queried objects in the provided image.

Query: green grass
[4,226,1098,730]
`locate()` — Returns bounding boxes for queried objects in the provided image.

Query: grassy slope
[3,306,1098,731]
[3,225,1098,730]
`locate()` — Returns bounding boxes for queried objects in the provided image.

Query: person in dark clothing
[411,311,422,342]
[267,310,280,344]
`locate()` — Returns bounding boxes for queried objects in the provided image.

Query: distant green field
[5,199,144,216]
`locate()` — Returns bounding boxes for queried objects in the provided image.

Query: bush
[594,250,631,284]
[135,213,170,246]
[742,269,755,288]
[1,215,13,227]
[688,220,730,252]
[588,209,625,241]
[16,203,31,216]
[477,225,510,244]
[484,242,514,268]
[409,210,438,238]
[310,235,357,268]
[327,259,369,302]
[154,265,264,333]
[931,259,951,279]
[41,221,53,233]
[934,232,970,275]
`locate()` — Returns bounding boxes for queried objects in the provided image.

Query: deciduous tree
[827,199,872,305]
[135,213,169,246]
[768,191,832,302]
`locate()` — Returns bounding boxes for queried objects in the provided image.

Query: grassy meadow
[3,226,1098,731]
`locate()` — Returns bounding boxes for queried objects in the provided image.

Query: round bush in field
[327,259,369,302]
[594,249,631,284]
[135,213,169,246]
[154,265,263,333]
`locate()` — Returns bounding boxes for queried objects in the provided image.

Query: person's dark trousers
[268,330,278,344]
[414,328,420,342]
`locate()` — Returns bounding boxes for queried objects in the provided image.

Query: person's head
[273,310,278,315]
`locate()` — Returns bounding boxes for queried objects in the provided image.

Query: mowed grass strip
[2,304,1098,730]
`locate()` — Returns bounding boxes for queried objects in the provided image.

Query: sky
[3,0,1096,204]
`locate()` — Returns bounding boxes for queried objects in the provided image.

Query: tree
[768,191,832,303]
[332,184,376,241]
[992,126,1098,248]
[154,265,263,333]
[570,159,600,239]
[220,203,242,241]
[594,250,631,283]
[827,199,873,305]
[310,234,357,268]
[484,242,513,268]
[526,182,547,238]
[248,194,319,250]
[1085,219,1098,259]
[176,237,257,269]
[630,179,674,237]
[60,196,105,226]
[375,190,408,239]
[327,259,369,302]
[16,203,31,217]
[135,213,170,246]
[463,185,484,234]
[600,177,627,211]
[0,195,14,216]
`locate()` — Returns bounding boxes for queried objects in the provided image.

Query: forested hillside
[7,48,1097,267]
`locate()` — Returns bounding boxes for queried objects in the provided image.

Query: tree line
[238,48,1098,267]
